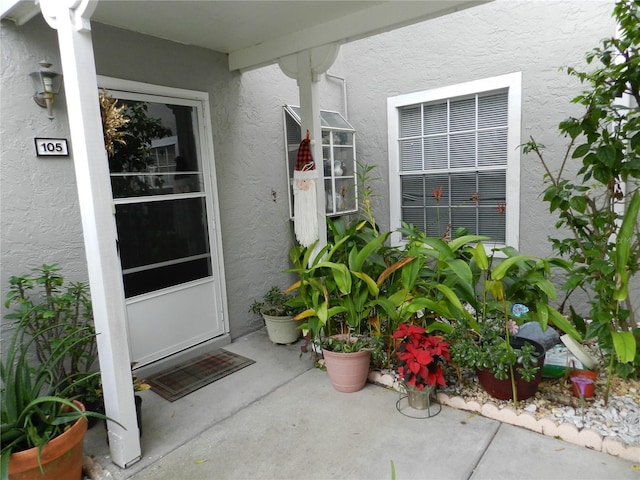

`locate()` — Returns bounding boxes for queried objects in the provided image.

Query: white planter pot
[262,314,300,345]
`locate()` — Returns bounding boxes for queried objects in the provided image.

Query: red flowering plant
[392,323,450,391]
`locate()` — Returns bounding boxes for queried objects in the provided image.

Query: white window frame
[387,72,522,250]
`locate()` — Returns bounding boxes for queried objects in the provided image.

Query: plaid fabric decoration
[295,137,315,171]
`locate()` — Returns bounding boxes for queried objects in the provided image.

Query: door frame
[97,76,230,368]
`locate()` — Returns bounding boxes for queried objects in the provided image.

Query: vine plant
[523,0,640,394]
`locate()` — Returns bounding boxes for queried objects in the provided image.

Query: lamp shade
[29,61,63,119]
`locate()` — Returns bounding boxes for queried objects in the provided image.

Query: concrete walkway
[85,329,639,480]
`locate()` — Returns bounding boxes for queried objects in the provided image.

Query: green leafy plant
[249,286,301,317]
[287,216,401,353]
[523,0,640,389]
[0,321,107,479]
[399,228,580,406]
[4,264,98,389]
[2,264,143,436]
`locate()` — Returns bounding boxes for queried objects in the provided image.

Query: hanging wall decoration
[293,131,318,247]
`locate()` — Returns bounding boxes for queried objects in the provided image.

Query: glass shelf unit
[283,105,358,219]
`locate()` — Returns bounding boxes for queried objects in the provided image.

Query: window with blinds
[387,72,522,248]
[388,73,521,248]
[398,91,508,242]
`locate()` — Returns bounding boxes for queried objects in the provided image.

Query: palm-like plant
[0,322,104,479]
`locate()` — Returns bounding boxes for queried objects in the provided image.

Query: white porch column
[39,0,141,468]
[279,44,340,253]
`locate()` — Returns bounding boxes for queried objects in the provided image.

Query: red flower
[393,322,450,389]
[432,185,443,202]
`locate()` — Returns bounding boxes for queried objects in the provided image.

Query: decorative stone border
[368,370,640,463]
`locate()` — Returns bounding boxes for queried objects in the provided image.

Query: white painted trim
[0,0,40,25]
[230,1,490,71]
[97,76,209,103]
[48,3,141,467]
[387,72,522,250]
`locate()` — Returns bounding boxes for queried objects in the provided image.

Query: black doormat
[146,349,255,402]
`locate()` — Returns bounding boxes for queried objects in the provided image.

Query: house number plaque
[34,138,69,157]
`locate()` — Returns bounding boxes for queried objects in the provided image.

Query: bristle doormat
[147,350,255,402]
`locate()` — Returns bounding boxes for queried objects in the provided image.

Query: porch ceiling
[1,0,489,72]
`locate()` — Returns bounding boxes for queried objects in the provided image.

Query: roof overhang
[2,0,490,72]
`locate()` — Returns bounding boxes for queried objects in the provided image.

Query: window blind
[398,90,508,242]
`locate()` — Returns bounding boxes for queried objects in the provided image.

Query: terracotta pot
[569,369,597,398]
[8,401,88,480]
[322,348,371,393]
[262,314,300,345]
[477,338,546,401]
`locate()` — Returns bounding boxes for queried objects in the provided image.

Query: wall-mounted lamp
[29,61,63,120]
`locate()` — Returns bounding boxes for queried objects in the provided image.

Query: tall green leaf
[613,191,640,301]
[491,255,536,280]
[611,331,636,364]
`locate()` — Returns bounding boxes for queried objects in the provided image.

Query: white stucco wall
[0,17,84,283]
[338,0,616,257]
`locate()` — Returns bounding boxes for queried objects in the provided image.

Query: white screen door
[104,87,225,367]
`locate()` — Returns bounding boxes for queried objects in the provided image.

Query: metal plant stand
[396,383,441,419]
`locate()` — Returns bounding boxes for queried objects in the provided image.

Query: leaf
[419,237,452,258]
[352,232,390,271]
[316,262,351,295]
[571,143,590,158]
[435,283,467,317]
[377,256,414,286]
[547,307,582,340]
[293,309,316,321]
[284,281,300,293]
[471,242,489,271]
[445,259,473,286]
[569,196,587,213]
[352,271,379,298]
[448,235,489,252]
[194,459,208,464]
[611,331,636,363]
[531,277,557,301]
[614,191,640,300]
[596,144,617,167]
[485,279,504,301]
[491,255,536,280]
[535,302,549,331]
[426,322,453,334]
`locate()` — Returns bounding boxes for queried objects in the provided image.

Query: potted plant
[392,322,450,410]
[249,286,302,345]
[4,264,148,430]
[0,319,108,480]
[445,242,584,406]
[287,217,386,392]
[448,314,546,404]
[4,264,98,390]
[288,173,417,392]
[395,225,581,407]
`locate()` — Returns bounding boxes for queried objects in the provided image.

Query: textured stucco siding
[340,0,616,258]
[0,17,83,282]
